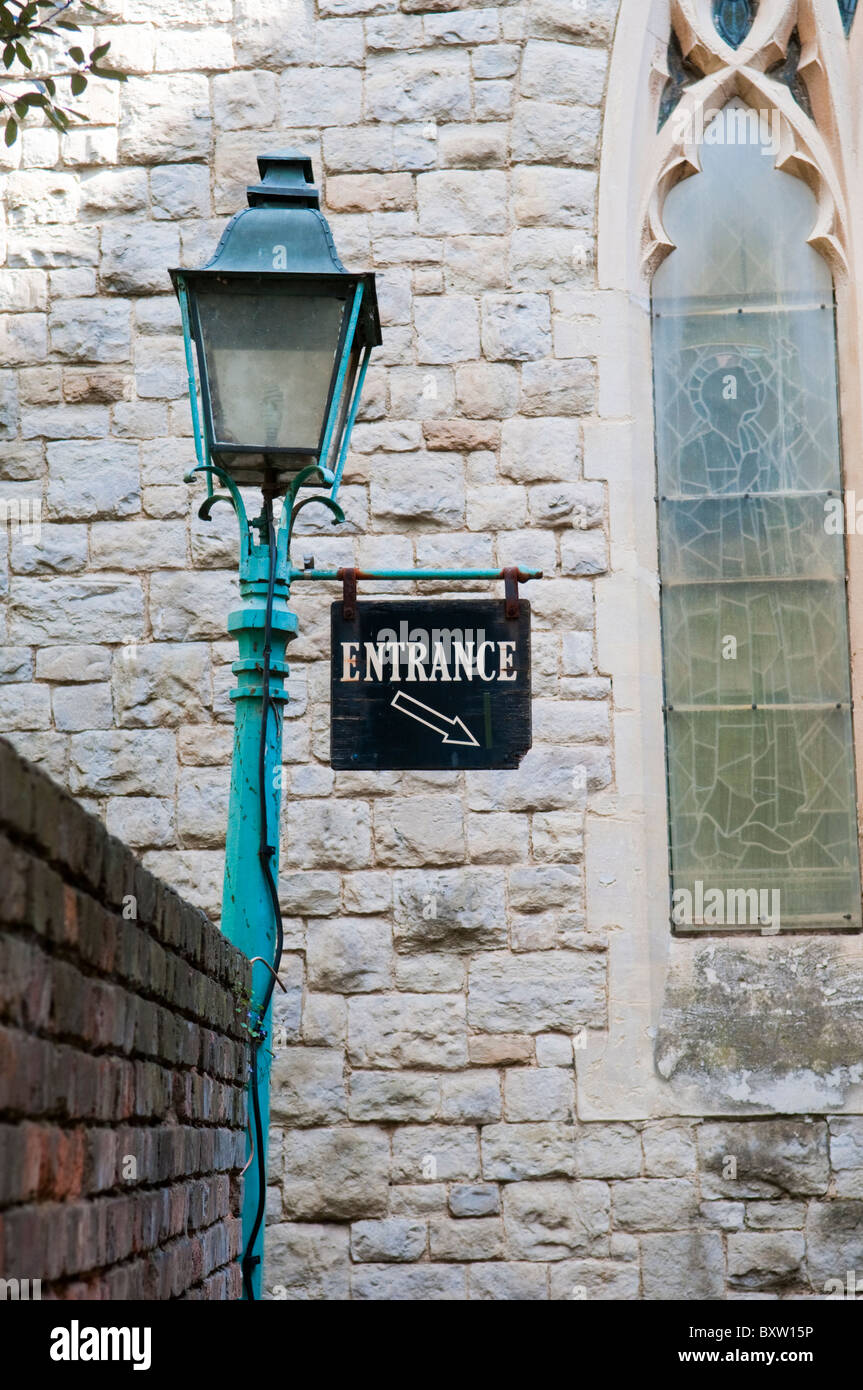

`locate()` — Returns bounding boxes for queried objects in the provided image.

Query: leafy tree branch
[0,1,126,146]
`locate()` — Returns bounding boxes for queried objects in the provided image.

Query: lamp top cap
[247,151,320,209]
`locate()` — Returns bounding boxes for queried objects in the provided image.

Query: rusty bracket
[503,566,521,619]
[340,566,358,620]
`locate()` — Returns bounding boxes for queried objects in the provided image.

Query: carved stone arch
[643,0,854,286]
[583,0,863,1120]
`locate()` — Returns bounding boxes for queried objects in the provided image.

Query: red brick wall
[0,737,249,1299]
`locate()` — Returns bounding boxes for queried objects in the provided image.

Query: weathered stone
[306,916,392,993]
[503,1180,609,1260]
[482,1124,576,1181]
[264,1223,350,1301]
[440,1071,501,1124]
[371,453,465,528]
[501,418,579,482]
[366,52,471,123]
[53,683,113,732]
[270,1048,346,1127]
[375,796,465,867]
[482,293,551,362]
[468,1034,534,1066]
[10,578,144,644]
[805,1202,863,1288]
[119,75,211,163]
[281,1127,390,1220]
[641,1233,726,1300]
[829,1118,863,1170]
[113,643,209,727]
[349,1071,440,1123]
[69,730,176,797]
[149,572,239,640]
[348,994,467,1070]
[391,1125,479,1183]
[351,1264,466,1300]
[415,296,480,364]
[49,299,131,363]
[105,796,174,850]
[45,442,139,521]
[549,1258,640,1300]
[697,1121,830,1199]
[642,1125,696,1178]
[613,1180,699,1232]
[286,799,371,870]
[176,767,230,847]
[512,100,602,165]
[101,221,180,295]
[521,358,595,416]
[450,1184,500,1219]
[744,1200,806,1230]
[393,868,506,953]
[503,1056,576,1118]
[727,1232,805,1290]
[394,953,465,993]
[469,951,605,1033]
[351,1218,427,1263]
[429,1217,503,1261]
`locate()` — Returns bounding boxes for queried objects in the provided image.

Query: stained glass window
[713,0,757,48]
[652,102,861,932]
[838,1,859,36]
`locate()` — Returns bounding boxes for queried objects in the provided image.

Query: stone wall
[1,0,862,1299]
[0,736,249,1299]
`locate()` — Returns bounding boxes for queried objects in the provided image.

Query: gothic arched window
[652,102,862,932]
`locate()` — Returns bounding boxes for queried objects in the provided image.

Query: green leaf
[2,42,13,67]
[70,70,85,94]
[15,41,32,68]
[91,66,125,81]
[44,74,55,94]
[90,41,109,61]
[4,114,17,145]
[68,44,84,63]
[56,21,80,30]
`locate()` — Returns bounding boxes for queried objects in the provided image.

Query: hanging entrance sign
[330,598,532,770]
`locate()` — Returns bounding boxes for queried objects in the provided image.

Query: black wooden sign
[330,599,532,770]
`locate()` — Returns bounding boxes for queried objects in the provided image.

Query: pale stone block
[474,79,513,120]
[4,171,80,227]
[176,766,230,847]
[439,125,508,169]
[282,1127,390,1220]
[482,293,550,362]
[466,812,525,864]
[391,1125,479,1183]
[444,236,507,293]
[36,645,110,682]
[469,950,605,1033]
[0,683,51,731]
[393,954,465,993]
[0,271,47,312]
[532,811,585,864]
[366,52,471,123]
[80,168,148,216]
[280,67,362,126]
[342,871,392,915]
[0,648,32,683]
[501,418,579,482]
[270,1047,346,1126]
[429,1217,503,1261]
[642,1124,697,1178]
[105,795,174,849]
[415,295,480,363]
[521,40,607,106]
[300,993,346,1047]
[0,314,47,366]
[440,1071,501,1124]
[613,1180,699,1231]
[348,1072,440,1123]
[424,8,499,42]
[323,125,394,174]
[90,521,186,572]
[142,850,224,918]
[449,1185,500,1219]
[375,796,465,866]
[53,682,113,732]
[286,798,372,870]
[535,1034,574,1067]
[69,729,176,796]
[503,1180,609,1260]
[101,220,180,294]
[472,43,519,78]
[349,993,467,1071]
[641,1232,725,1300]
[10,524,88,575]
[512,101,601,166]
[549,1258,639,1300]
[151,164,210,220]
[417,170,507,236]
[7,227,99,268]
[521,358,595,416]
[119,74,211,163]
[370,453,465,529]
[10,578,144,644]
[727,1232,805,1290]
[513,166,595,227]
[351,1218,427,1263]
[306,916,392,993]
[505,1067,575,1122]
[697,1121,830,1199]
[352,1264,466,1300]
[466,487,526,531]
[264,1223,349,1301]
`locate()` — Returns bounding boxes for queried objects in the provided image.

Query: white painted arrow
[391,691,480,747]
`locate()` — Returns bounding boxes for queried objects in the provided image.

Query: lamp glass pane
[196,289,346,453]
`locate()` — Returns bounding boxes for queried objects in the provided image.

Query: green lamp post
[170,152,381,1302]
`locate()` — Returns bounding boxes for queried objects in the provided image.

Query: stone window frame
[578,0,863,1119]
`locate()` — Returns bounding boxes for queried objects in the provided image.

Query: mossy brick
[146,937,168,997]
[28,858,65,943]
[157,887,185,951]
[101,834,138,912]
[85,1127,119,1194]
[132,863,159,927]
[0,739,36,837]
[0,934,49,1029]
[0,835,30,924]
[77,895,117,974]
[0,1122,41,1205]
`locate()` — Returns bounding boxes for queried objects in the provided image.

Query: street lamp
[170,153,380,1303]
